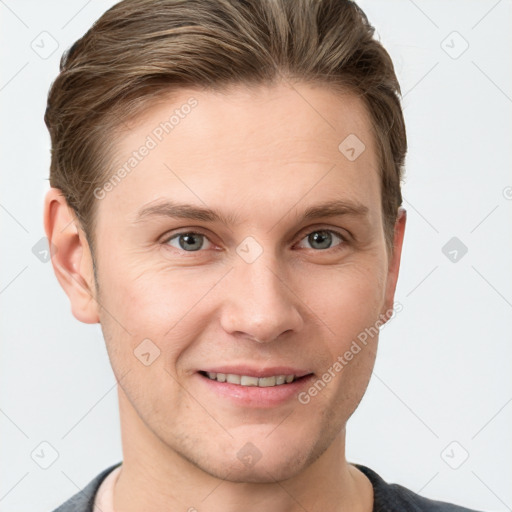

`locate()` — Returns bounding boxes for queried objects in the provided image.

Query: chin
[204,451,311,484]
[166,411,340,483]
[190,434,322,484]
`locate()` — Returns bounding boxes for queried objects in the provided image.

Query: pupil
[179,233,203,251]
[309,231,331,250]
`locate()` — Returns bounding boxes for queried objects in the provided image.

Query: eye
[165,231,213,252]
[162,228,346,254]
[296,229,345,251]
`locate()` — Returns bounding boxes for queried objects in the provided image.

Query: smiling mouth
[198,371,312,388]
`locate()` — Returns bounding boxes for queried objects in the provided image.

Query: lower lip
[196,372,315,407]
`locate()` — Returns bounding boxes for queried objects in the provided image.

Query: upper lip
[199,366,313,378]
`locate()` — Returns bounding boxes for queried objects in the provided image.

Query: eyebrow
[133,198,369,226]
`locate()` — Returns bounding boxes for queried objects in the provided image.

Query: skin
[44,81,406,512]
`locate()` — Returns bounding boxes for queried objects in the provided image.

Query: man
[43,0,481,510]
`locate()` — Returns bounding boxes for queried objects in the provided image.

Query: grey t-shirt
[51,462,483,511]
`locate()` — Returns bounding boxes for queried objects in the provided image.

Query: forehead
[99,81,381,225]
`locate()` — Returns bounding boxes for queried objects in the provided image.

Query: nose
[220,252,304,344]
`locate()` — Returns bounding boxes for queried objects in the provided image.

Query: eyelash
[161,227,348,254]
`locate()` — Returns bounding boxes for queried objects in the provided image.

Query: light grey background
[1,1,511,511]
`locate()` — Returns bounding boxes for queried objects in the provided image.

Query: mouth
[198,370,311,388]
[195,367,315,407]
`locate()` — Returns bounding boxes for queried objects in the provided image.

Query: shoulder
[354,464,484,512]
[51,462,122,512]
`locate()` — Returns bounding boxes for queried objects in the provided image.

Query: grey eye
[298,230,343,250]
[167,232,212,251]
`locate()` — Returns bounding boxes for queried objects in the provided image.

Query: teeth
[226,374,241,384]
[240,375,259,386]
[204,372,297,387]
[258,376,276,387]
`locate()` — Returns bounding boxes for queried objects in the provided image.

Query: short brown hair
[45,0,406,262]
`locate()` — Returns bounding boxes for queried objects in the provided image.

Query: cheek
[303,259,388,335]
[296,265,384,421]
[99,249,210,323]
[95,253,230,378]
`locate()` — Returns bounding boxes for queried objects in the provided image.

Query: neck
[113,388,373,512]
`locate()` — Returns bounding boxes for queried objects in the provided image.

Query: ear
[43,187,100,324]
[382,207,406,318]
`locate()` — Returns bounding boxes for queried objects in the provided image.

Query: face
[87,82,404,482]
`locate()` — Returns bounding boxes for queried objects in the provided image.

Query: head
[44,0,407,482]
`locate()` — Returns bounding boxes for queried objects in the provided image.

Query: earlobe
[382,207,407,318]
[43,187,100,324]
